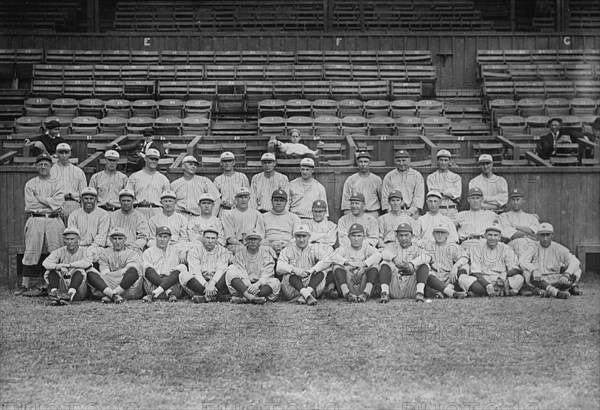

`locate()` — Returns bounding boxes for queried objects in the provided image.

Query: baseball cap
[348,223,364,235]
[485,224,502,234]
[109,227,127,237]
[220,151,235,161]
[156,226,172,236]
[146,148,160,159]
[63,227,80,236]
[105,150,120,160]
[198,193,215,203]
[356,151,371,160]
[432,224,449,234]
[537,222,554,234]
[395,150,411,158]
[142,127,155,136]
[182,155,198,164]
[426,190,442,199]
[261,152,276,161]
[80,187,98,197]
[45,120,60,129]
[300,157,315,167]
[388,190,403,200]
[272,189,288,200]
[396,223,413,233]
[160,190,177,200]
[289,128,301,136]
[246,229,262,240]
[203,225,220,235]
[436,149,452,158]
[118,188,135,198]
[478,154,493,163]
[349,193,365,203]
[547,117,563,125]
[467,187,484,197]
[35,153,53,164]
[295,225,311,235]
[235,187,251,197]
[312,200,327,210]
[509,188,525,199]
[56,143,71,152]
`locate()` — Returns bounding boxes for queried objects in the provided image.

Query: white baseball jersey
[109,210,149,253]
[536,241,579,275]
[332,242,382,267]
[377,212,414,245]
[186,244,232,284]
[249,172,290,211]
[232,246,275,285]
[455,209,500,241]
[68,207,110,248]
[126,169,170,206]
[381,168,425,211]
[337,213,379,248]
[341,172,382,212]
[148,211,189,248]
[277,243,334,274]
[43,245,93,270]
[187,214,226,246]
[214,172,250,210]
[142,245,186,276]
[470,242,518,279]
[263,211,301,244]
[426,170,462,207]
[305,219,338,247]
[24,176,65,213]
[413,212,459,243]
[422,240,466,278]
[289,177,328,218]
[89,170,128,209]
[99,247,141,274]
[222,208,265,242]
[171,175,221,216]
[381,242,431,286]
[50,162,87,202]
[499,210,541,239]
[468,174,508,209]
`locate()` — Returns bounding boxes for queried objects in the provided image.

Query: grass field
[1,274,599,410]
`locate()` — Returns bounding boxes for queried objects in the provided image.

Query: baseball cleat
[296,296,307,305]
[508,289,519,297]
[48,289,60,302]
[23,287,46,297]
[112,294,124,304]
[379,291,390,303]
[218,294,232,303]
[230,296,248,304]
[486,284,497,297]
[306,294,318,306]
[13,286,28,296]
[192,295,207,304]
[345,293,358,303]
[453,291,467,299]
[569,286,583,296]
[530,287,542,296]
[101,296,113,303]
[519,288,533,297]
[556,291,570,299]
[326,287,339,299]
[539,290,552,298]
[357,293,368,303]
[251,296,267,305]
[415,293,425,302]
[142,294,155,303]
[168,293,178,303]
[57,299,69,306]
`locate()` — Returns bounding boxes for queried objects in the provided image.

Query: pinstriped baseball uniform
[249,171,290,212]
[468,174,508,209]
[377,212,414,245]
[468,242,522,291]
[142,245,186,276]
[455,209,500,241]
[126,169,170,218]
[381,242,430,298]
[331,243,382,294]
[42,245,92,298]
[263,211,301,244]
[289,178,328,218]
[183,244,232,285]
[214,172,250,210]
[381,168,425,212]
[95,246,143,299]
[341,172,382,212]
[413,213,459,243]
[305,219,337,248]
[109,209,149,253]
[337,213,379,248]
[277,243,333,299]
[536,241,579,281]
[68,207,110,248]
[23,175,65,266]
[171,175,221,217]
[89,170,128,209]
[225,246,281,300]
[426,170,462,216]
[222,208,265,242]
[51,162,87,222]
[499,210,541,240]
[148,211,189,248]
[187,215,226,246]
[421,240,466,282]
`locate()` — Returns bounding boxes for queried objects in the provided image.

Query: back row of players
[19,142,583,305]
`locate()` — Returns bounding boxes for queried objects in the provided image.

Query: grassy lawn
[1,274,599,410]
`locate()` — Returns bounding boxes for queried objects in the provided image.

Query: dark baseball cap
[35,153,53,164]
[396,223,413,233]
[349,193,365,203]
[312,200,327,210]
[272,189,288,200]
[156,226,172,236]
[467,187,484,197]
[395,150,411,158]
[509,188,525,199]
[143,127,155,136]
[348,223,364,234]
[45,120,60,129]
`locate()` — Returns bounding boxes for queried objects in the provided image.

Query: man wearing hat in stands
[89,149,128,212]
[87,227,144,303]
[222,187,265,254]
[15,153,65,296]
[115,127,164,172]
[24,119,64,157]
[426,149,462,220]
[50,142,87,224]
[43,227,92,305]
[272,128,322,159]
[187,193,226,247]
[109,189,149,254]
[381,150,425,219]
[126,147,170,220]
[141,226,187,303]
[337,192,379,248]
[468,154,508,212]
[181,226,232,303]
[289,157,328,219]
[147,190,189,249]
[214,151,249,215]
[536,117,573,160]
[225,229,281,304]
[341,151,382,218]
[249,152,289,213]
[262,189,301,255]
[171,155,221,218]
[413,190,459,244]
[376,190,414,248]
[67,186,110,262]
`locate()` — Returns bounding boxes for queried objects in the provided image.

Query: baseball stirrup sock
[469,281,487,295]
[145,267,162,285]
[416,265,429,283]
[160,270,180,291]
[87,271,109,292]
[258,285,272,297]
[47,270,61,290]
[379,265,392,285]
[307,271,324,288]
[186,278,205,294]
[120,268,139,289]
[70,270,84,290]
[288,275,305,291]
[230,278,248,293]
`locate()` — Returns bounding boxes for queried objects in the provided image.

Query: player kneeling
[87,227,144,303]
[43,227,92,305]
[141,226,187,303]
[225,229,281,305]
[332,223,381,303]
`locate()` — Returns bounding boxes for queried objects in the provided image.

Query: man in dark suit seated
[536,117,574,160]
[23,120,65,157]
[560,117,600,160]
[112,127,164,173]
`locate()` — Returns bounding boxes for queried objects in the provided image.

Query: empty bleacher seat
[368,116,395,136]
[24,97,51,118]
[312,99,338,117]
[396,116,423,136]
[158,99,184,118]
[526,115,551,136]
[422,116,451,136]
[70,116,99,135]
[517,98,545,117]
[14,116,43,134]
[184,100,212,118]
[498,115,527,137]
[78,98,105,118]
[285,99,312,117]
[104,99,131,119]
[127,116,155,134]
[154,115,182,135]
[338,99,364,117]
[390,100,418,118]
[341,115,368,136]
[131,99,158,118]
[314,115,341,136]
[258,99,285,118]
[364,100,391,118]
[286,116,314,138]
[99,116,127,135]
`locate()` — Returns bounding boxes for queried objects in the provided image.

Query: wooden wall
[2,33,599,89]
[1,166,598,285]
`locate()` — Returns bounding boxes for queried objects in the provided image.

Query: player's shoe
[112,294,124,304]
[379,291,390,303]
[508,289,519,297]
[48,289,60,302]
[539,290,552,298]
[13,286,28,296]
[230,296,248,304]
[434,292,445,299]
[415,292,425,303]
[101,295,113,303]
[325,287,339,299]
[218,294,232,303]
[296,296,307,305]
[142,294,155,303]
[569,285,583,296]
[556,291,570,299]
[192,295,207,304]
[529,287,542,296]
[251,296,267,305]
[486,284,497,297]
[345,293,358,303]
[306,294,318,306]
[452,291,467,299]
[357,293,369,303]
[168,293,178,303]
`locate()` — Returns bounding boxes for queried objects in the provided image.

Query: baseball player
[413,190,459,243]
[67,186,109,262]
[376,190,414,248]
[341,151,382,218]
[180,226,232,303]
[141,226,187,303]
[305,199,337,249]
[147,190,189,249]
[458,224,524,297]
[288,158,328,219]
[43,227,92,305]
[381,150,425,218]
[426,149,461,220]
[87,227,144,303]
[249,152,290,213]
[337,192,379,248]
[222,187,265,254]
[23,119,64,156]
[273,128,322,158]
[171,155,221,218]
[276,225,333,305]
[108,189,149,254]
[225,229,281,304]
[213,151,250,214]
[89,149,128,212]
[331,223,381,303]
[126,147,170,220]
[187,193,226,247]
[51,142,87,224]
[468,154,508,212]
[16,153,65,297]
[262,189,301,255]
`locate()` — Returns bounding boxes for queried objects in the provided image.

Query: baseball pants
[44,268,89,301]
[143,267,185,298]
[280,271,326,301]
[22,217,65,268]
[225,265,281,301]
[87,264,144,299]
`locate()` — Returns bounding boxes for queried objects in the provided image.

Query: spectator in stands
[558,117,600,160]
[536,118,573,160]
[114,127,164,172]
[272,128,323,159]
[24,120,64,157]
